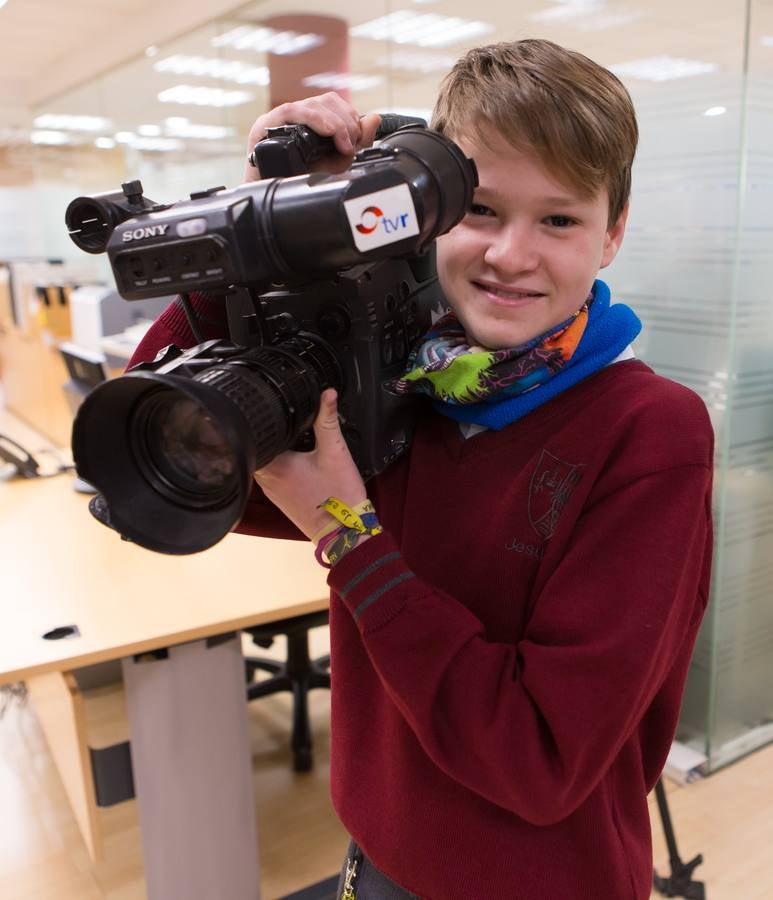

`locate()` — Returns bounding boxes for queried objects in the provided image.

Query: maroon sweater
[131,299,714,899]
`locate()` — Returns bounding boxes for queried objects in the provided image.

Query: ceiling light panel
[211,26,324,55]
[529,0,606,25]
[378,51,458,74]
[33,114,111,132]
[129,137,184,152]
[164,120,234,140]
[112,131,184,152]
[350,12,495,48]
[157,85,254,107]
[528,0,644,30]
[154,55,270,86]
[575,10,646,30]
[610,56,718,81]
[303,72,385,91]
[30,130,72,145]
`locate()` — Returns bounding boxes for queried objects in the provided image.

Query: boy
[131,40,713,899]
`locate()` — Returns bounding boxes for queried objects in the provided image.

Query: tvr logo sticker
[355,206,383,235]
[355,205,412,236]
[345,184,420,252]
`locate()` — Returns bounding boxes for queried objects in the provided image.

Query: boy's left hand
[253,388,367,541]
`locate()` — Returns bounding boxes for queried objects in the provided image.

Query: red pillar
[264,14,350,105]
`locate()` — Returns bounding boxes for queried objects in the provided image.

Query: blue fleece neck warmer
[432,279,641,430]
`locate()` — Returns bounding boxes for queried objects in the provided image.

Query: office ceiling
[0,0,249,113]
[0,0,757,111]
[0,0,768,188]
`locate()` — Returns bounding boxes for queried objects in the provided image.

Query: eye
[469,202,495,217]
[545,215,576,228]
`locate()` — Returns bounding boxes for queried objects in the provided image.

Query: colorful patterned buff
[388,300,590,404]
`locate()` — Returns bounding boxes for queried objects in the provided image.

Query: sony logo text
[122,224,170,242]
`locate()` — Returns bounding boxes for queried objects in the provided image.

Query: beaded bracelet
[312,498,383,568]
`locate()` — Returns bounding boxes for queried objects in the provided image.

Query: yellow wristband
[311,499,376,546]
[316,497,383,537]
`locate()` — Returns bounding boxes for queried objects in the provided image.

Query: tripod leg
[655,779,681,871]
[652,778,706,899]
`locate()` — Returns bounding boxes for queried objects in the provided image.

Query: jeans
[335,841,421,899]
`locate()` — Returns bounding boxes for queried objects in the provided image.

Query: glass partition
[691,0,773,769]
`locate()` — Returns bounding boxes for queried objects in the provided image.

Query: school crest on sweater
[528,449,585,539]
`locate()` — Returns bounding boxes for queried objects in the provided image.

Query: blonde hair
[431,39,638,224]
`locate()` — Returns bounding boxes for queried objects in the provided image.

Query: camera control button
[177,217,208,238]
[356,146,396,162]
[189,186,226,200]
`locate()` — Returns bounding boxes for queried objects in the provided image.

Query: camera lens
[71,336,342,554]
[135,392,239,498]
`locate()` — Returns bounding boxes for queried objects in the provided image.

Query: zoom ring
[193,352,321,469]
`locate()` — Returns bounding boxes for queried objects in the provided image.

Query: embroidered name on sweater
[505,538,545,558]
[528,449,585,540]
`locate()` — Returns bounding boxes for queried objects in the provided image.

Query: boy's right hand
[243,92,382,183]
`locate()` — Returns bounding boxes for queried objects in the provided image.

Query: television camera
[64,119,477,553]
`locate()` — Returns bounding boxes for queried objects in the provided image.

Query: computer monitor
[59,342,108,416]
[58,342,108,493]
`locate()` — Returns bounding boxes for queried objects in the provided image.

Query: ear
[600,202,629,269]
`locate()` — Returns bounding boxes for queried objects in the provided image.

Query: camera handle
[248,114,428,178]
[174,284,275,352]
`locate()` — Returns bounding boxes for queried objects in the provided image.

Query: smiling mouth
[474,282,545,303]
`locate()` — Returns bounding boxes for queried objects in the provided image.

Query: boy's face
[436,131,628,350]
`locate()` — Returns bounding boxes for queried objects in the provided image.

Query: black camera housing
[65,124,477,552]
[224,252,443,479]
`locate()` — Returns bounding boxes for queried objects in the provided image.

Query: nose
[482,222,539,274]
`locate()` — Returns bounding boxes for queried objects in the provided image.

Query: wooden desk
[0,435,329,900]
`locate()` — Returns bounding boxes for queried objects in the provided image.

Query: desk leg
[25,670,103,862]
[121,634,260,900]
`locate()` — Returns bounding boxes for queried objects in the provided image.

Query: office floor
[1,664,772,900]
[0,638,347,900]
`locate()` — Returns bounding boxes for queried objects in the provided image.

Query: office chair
[244,609,331,772]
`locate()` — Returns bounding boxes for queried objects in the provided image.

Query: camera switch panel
[113,236,235,299]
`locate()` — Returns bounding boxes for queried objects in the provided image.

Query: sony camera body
[64,123,476,553]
